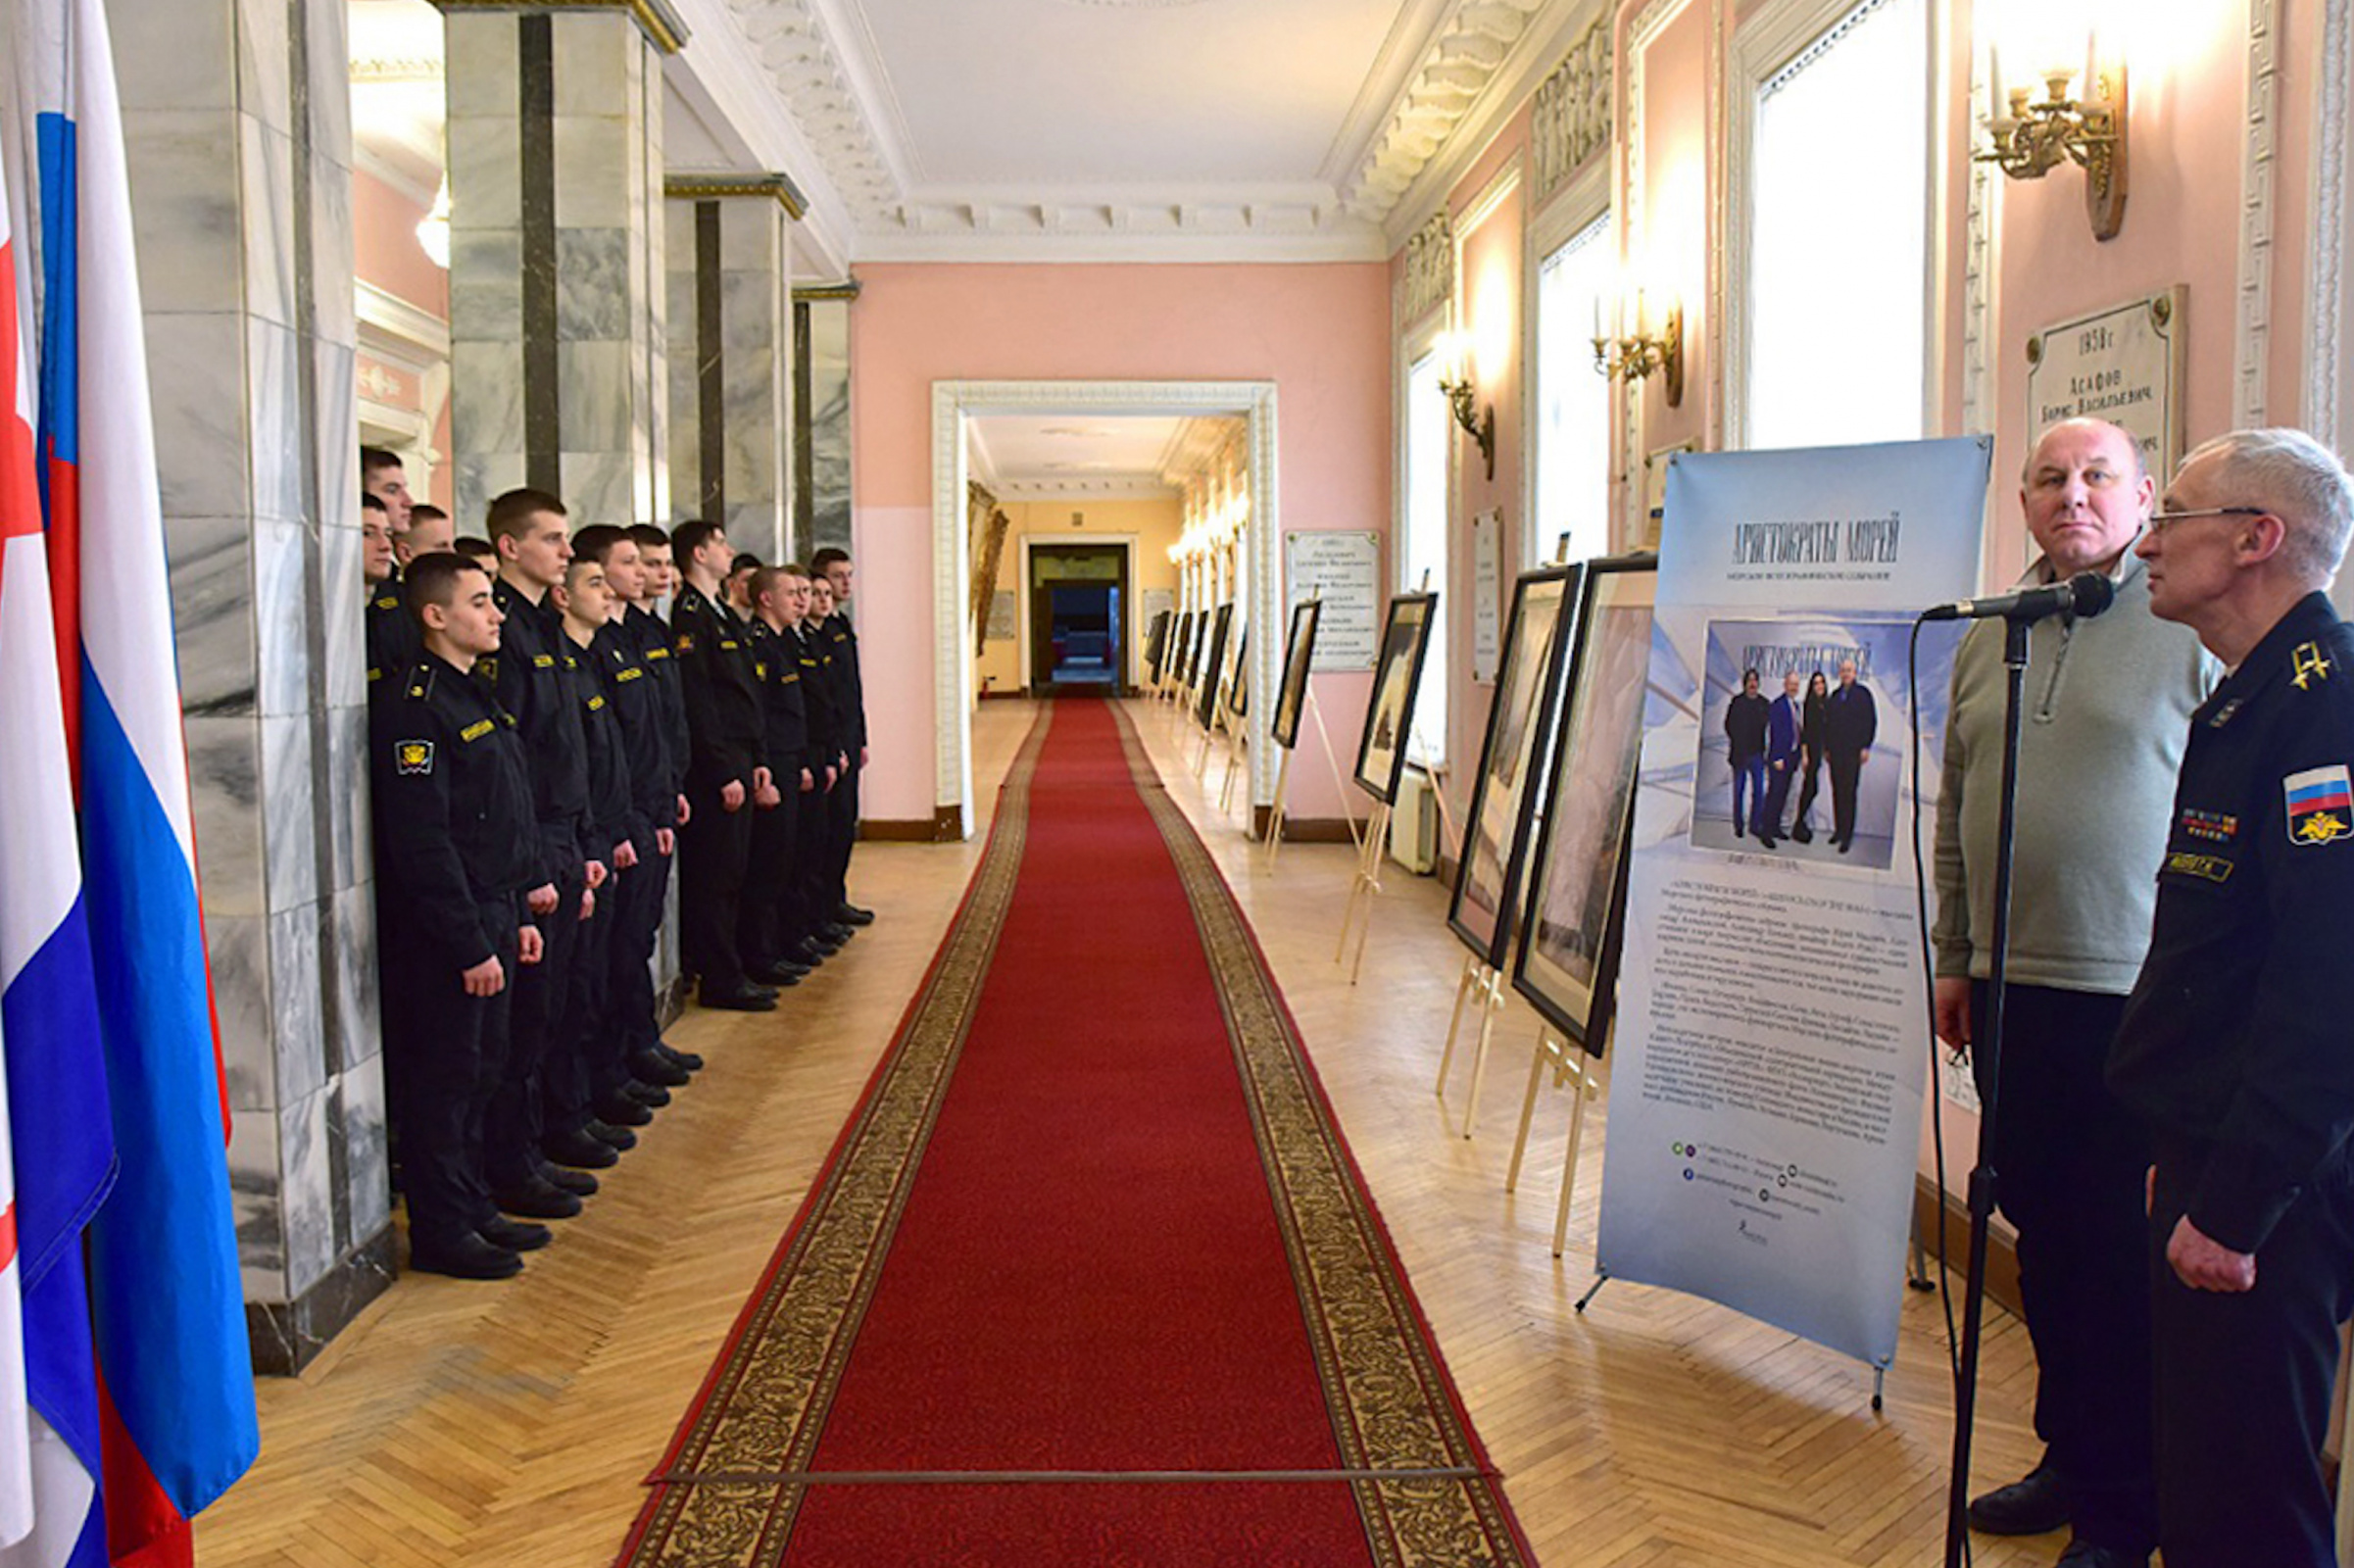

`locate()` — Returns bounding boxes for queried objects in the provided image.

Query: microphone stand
[1943,609,2033,1567]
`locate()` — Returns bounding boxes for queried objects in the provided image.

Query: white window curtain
[1537,212,1616,564]
[1403,350,1449,768]
[1748,0,1929,450]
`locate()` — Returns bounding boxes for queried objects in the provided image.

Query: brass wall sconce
[1976,49,2129,241]
[1592,298,1684,408]
[1436,334,1496,480]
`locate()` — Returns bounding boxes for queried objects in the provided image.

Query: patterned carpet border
[615,707,1056,1568]
[1108,705,1536,1568]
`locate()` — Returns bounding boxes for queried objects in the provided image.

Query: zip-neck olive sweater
[1933,549,2220,995]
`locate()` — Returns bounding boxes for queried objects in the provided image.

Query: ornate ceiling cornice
[1340,0,1548,223]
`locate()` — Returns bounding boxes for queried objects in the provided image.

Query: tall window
[1747,0,1928,450]
[1536,213,1615,563]
[1403,348,1449,768]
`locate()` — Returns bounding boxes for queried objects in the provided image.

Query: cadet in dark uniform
[811,548,875,928]
[742,565,815,985]
[371,553,548,1279]
[621,524,700,1075]
[479,489,598,1216]
[2110,427,2354,1568]
[806,580,860,952]
[363,492,417,699]
[574,525,692,1091]
[669,519,774,1011]
[786,591,848,966]
[542,553,646,1164]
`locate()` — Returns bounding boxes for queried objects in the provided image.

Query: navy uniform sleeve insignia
[395,740,435,775]
[2292,642,2334,690]
[675,634,695,654]
[459,717,496,743]
[2284,764,2354,845]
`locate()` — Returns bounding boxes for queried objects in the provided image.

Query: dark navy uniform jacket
[372,652,538,971]
[2111,592,2354,1254]
[749,618,811,778]
[366,572,419,696]
[593,618,667,847]
[482,578,590,882]
[626,603,687,805]
[670,584,764,794]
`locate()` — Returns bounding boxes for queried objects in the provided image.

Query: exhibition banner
[1595,438,1989,1366]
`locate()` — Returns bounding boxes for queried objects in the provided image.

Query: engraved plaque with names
[2026,287,2187,483]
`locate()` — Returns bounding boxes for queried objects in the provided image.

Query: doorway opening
[1027,542,1129,694]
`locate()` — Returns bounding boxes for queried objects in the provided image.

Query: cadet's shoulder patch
[372,593,400,612]
[368,665,383,683]
[532,653,556,668]
[674,634,695,654]
[2284,764,2354,846]
[646,645,671,662]
[2293,642,2335,690]
[615,665,644,682]
[395,740,434,775]
[587,693,607,711]
[459,717,496,743]
[718,638,739,652]
[754,662,767,679]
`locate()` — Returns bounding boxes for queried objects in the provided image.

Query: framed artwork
[1272,598,1321,750]
[1186,607,1211,692]
[1447,564,1584,970]
[1226,627,1250,719]
[1144,610,1171,682]
[1195,604,1234,730]
[1351,592,1439,806]
[1511,557,1658,1053]
[1172,612,1196,690]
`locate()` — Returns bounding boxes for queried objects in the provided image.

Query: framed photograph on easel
[1351,592,1439,806]
[1272,598,1320,749]
[1511,556,1658,1053]
[1144,610,1171,684]
[1195,604,1233,730]
[1225,627,1249,720]
[1447,564,1584,970]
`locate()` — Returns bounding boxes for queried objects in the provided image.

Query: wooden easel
[1260,746,1294,865]
[1436,956,1508,1140]
[1506,1027,1605,1257]
[1333,799,1391,985]
[1217,703,1249,814]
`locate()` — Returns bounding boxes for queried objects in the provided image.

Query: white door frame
[931,379,1280,839]
[1017,532,1138,693]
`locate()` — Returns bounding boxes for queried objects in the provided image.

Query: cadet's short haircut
[452,536,498,568]
[671,518,725,562]
[564,555,606,588]
[750,564,805,606]
[404,552,486,629]
[810,547,851,574]
[729,552,762,577]
[776,561,809,578]
[361,491,387,514]
[361,446,404,478]
[571,523,629,564]
[410,503,449,525]
[485,487,567,542]
[626,523,671,554]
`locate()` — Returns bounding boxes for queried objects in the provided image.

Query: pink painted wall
[354,169,448,322]
[849,262,1393,826]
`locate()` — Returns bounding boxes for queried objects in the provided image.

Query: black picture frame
[1225,628,1250,719]
[1195,604,1234,730]
[1272,598,1320,750]
[1185,609,1210,692]
[1350,592,1439,806]
[1171,611,1196,689]
[1144,610,1171,682]
[1447,564,1584,970]
[1510,556,1658,1054]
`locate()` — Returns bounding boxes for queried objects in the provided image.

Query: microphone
[1921,571,2115,623]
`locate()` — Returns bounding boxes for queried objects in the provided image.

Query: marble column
[664,175,799,564]
[112,0,391,1372]
[797,288,856,563]
[439,0,679,531]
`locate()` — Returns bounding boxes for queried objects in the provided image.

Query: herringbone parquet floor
[201,699,2052,1568]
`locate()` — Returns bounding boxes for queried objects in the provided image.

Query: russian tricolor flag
[23,0,262,1560]
[1,120,113,1568]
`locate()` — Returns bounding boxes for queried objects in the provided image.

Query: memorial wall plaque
[2026,287,2186,488]
[1284,530,1381,671]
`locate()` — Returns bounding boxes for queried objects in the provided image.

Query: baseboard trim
[859,807,963,844]
[1270,816,1360,844]
[1912,1172,2022,1319]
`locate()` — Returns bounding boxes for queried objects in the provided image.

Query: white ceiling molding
[1342,0,1547,223]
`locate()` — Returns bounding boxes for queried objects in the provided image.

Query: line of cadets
[359,450,871,1280]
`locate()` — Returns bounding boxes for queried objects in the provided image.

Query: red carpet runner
[618,700,1533,1566]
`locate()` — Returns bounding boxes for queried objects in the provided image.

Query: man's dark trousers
[678,785,755,992]
[384,900,520,1248]
[488,859,583,1191]
[1968,980,2156,1554]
